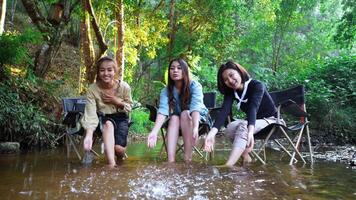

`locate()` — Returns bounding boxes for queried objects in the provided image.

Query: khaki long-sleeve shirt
[81,80,133,130]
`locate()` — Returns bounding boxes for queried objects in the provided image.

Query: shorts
[98,112,129,147]
[171,108,211,126]
[225,116,281,149]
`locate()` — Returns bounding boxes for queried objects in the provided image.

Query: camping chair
[62,97,101,160]
[252,85,313,165]
[145,92,216,160]
[62,97,133,161]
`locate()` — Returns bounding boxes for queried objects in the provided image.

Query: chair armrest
[279,99,308,117]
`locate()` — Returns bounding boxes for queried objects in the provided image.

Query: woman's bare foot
[242,154,252,166]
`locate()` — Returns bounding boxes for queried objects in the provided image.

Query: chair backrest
[270,85,305,107]
[203,92,216,109]
[269,85,308,119]
[62,97,86,114]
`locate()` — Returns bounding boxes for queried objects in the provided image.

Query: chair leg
[256,127,276,156]
[306,124,314,164]
[159,129,168,158]
[251,150,266,165]
[193,146,205,158]
[67,135,82,160]
[90,149,100,157]
[66,134,70,158]
[290,127,305,165]
[274,139,298,163]
[278,127,306,164]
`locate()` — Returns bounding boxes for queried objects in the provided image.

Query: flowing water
[0,140,355,200]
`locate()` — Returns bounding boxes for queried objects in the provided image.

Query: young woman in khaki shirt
[81,56,133,167]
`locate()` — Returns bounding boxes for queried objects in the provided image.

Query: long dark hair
[217,61,250,95]
[167,58,191,112]
[95,56,118,83]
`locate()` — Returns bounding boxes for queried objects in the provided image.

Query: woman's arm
[147,113,167,148]
[147,88,169,148]
[81,87,99,151]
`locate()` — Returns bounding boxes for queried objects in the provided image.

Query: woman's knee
[115,145,126,154]
[180,110,190,118]
[226,120,247,139]
[180,110,191,125]
[169,115,180,125]
[102,121,114,133]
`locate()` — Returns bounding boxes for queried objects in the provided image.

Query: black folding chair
[62,97,98,160]
[252,85,313,165]
[146,92,216,160]
[62,97,131,161]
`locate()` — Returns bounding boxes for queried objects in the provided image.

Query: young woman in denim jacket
[147,58,208,162]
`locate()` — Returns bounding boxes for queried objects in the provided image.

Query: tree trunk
[167,0,175,61]
[21,0,50,33]
[80,0,107,83]
[82,0,107,56]
[80,0,95,84]
[0,0,6,35]
[115,0,124,81]
[21,0,80,78]
[34,27,64,77]
[10,0,16,25]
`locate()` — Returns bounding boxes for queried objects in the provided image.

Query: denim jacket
[157,80,208,116]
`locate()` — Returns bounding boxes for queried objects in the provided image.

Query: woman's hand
[101,92,120,105]
[147,132,158,148]
[245,132,254,153]
[192,126,199,146]
[204,131,216,152]
[83,135,93,151]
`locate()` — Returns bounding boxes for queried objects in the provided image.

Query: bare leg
[180,110,193,162]
[166,116,180,162]
[242,150,252,166]
[225,146,245,167]
[102,121,116,167]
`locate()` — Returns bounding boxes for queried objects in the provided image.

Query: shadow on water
[0,141,356,200]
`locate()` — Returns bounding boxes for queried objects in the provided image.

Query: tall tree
[116,0,124,81]
[167,0,175,61]
[79,0,95,90]
[0,0,6,35]
[80,0,107,84]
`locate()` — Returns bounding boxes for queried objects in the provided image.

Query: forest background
[0,0,354,149]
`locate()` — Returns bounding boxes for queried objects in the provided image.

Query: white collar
[234,79,252,110]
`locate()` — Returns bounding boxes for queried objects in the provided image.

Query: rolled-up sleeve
[81,89,99,130]
[157,88,169,116]
[121,83,133,113]
[189,81,204,113]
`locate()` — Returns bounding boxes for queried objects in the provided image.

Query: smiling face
[98,60,116,84]
[221,68,243,91]
[169,61,183,81]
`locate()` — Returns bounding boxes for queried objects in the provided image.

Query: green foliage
[0,29,41,67]
[0,79,58,148]
[334,0,356,49]
[305,55,356,143]
[253,55,356,144]
[130,107,154,135]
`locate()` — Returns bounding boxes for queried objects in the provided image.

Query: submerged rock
[0,142,20,154]
[313,145,356,167]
